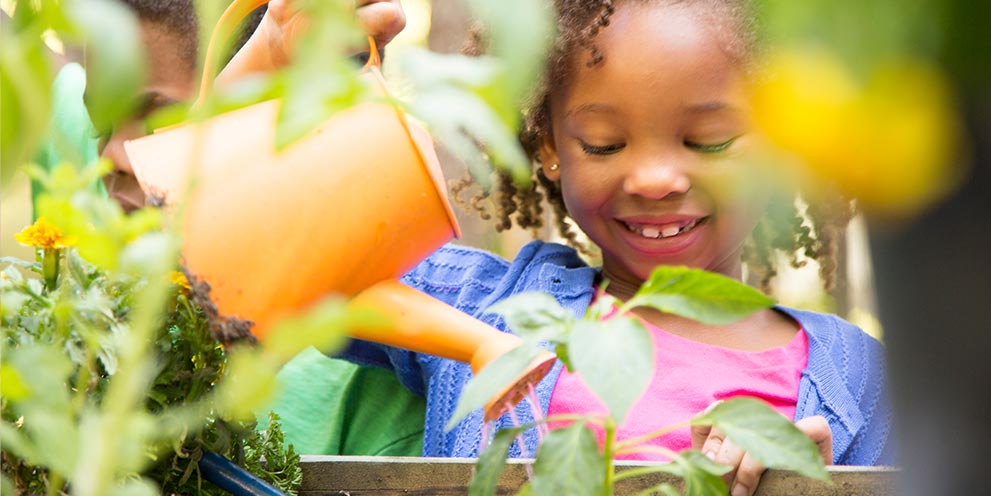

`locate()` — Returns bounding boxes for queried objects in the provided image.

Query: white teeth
[626,218,703,239]
[642,227,661,238]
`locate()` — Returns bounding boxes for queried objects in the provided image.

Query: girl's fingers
[795,415,834,464]
[731,452,766,496]
[713,436,746,489]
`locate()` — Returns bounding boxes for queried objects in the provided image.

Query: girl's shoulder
[401,240,594,313]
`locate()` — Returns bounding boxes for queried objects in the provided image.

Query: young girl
[335,0,894,492]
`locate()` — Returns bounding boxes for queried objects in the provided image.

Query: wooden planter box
[298,456,899,495]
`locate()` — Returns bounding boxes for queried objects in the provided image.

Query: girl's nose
[622,158,691,200]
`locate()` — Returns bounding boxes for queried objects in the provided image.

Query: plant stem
[603,417,617,496]
[45,471,63,496]
[41,248,60,292]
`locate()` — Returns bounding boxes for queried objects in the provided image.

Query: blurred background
[2,1,989,492]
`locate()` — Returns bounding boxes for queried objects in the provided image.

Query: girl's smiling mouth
[621,217,708,239]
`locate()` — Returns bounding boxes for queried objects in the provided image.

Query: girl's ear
[538,136,561,181]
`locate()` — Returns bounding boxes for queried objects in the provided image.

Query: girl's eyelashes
[685,136,741,153]
[579,141,626,155]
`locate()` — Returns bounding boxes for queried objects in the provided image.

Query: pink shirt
[547,316,809,461]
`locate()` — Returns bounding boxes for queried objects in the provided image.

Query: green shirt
[260,347,426,456]
[32,62,103,216]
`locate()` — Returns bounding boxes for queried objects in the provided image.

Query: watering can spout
[349,280,557,420]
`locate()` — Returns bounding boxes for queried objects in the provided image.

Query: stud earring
[548,163,559,171]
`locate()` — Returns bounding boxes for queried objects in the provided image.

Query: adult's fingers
[795,415,834,464]
[356,0,407,46]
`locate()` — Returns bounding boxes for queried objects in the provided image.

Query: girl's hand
[219,0,406,84]
[691,411,833,496]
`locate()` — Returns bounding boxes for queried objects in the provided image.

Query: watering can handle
[196,0,380,105]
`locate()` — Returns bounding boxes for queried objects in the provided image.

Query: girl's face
[99,21,196,213]
[543,2,769,296]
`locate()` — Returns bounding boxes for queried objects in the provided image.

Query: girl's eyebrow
[685,101,740,114]
[564,102,617,119]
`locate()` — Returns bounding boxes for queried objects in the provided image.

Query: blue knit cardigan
[341,241,896,465]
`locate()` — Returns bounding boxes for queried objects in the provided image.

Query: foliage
[454,267,828,495]
[0,165,305,495]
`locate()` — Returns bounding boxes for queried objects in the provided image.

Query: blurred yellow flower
[14,217,76,249]
[170,270,192,292]
[751,47,963,219]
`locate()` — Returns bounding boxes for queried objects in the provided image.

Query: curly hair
[457,0,855,292]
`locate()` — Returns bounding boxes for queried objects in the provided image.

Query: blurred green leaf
[569,318,653,424]
[485,292,573,343]
[402,51,531,186]
[0,421,45,467]
[262,297,373,362]
[625,266,775,325]
[692,397,830,482]
[531,421,605,496]
[0,28,52,186]
[66,0,145,134]
[447,343,543,431]
[107,477,159,496]
[470,426,526,496]
[465,0,555,114]
[270,0,367,149]
[215,348,281,421]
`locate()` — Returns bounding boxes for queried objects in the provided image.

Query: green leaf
[66,0,145,134]
[470,426,526,496]
[650,450,729,496]
[530,421,606,496]
[447,343,543,430]
[485,292,573,343]
[215,348,282,421]
[465,0,555,120]
[0,421,45,466]
[107,477,159,496]
[262,297,377,363]
[569,319,654,423]
[585,291,620,321]
[692,397,830,481]
[626,266,775,325]
[0,26,52,185]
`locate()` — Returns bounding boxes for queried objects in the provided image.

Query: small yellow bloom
[14,218,75,250]
[751,47,963,219]
[170,270,192,292]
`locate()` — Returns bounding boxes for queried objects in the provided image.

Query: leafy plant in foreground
[452,268,830,496]
[0,164,306,496]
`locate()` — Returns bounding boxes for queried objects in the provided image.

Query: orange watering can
[124,0,553,420]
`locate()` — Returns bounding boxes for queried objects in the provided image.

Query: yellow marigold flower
[14,218,75,249]
[170,271,192,292]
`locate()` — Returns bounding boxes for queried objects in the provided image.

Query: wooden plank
[299,456,899,495]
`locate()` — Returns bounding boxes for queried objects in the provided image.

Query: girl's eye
[580,142,626,155]
[685,136,740,153]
